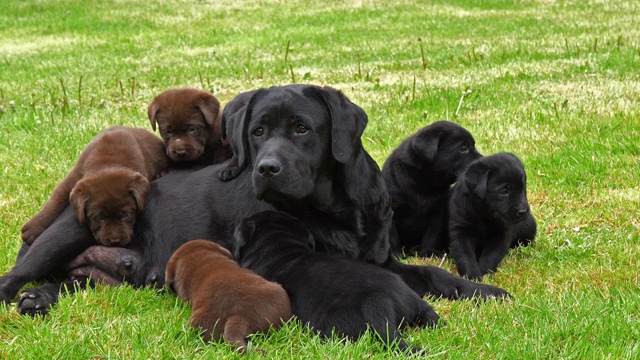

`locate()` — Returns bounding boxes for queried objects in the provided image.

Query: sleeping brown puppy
[148,88,229,166]
[165,239,292,354]
[20,126,168,246]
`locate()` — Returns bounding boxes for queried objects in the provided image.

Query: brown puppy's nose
[257,158,282,178]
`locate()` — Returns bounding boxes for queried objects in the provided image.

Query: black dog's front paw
[17,283,61,316]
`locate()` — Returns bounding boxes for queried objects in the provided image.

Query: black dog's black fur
[448,152,535,281]
[0,84,509,318]
[383,121,482,257]
[234,210,440,354]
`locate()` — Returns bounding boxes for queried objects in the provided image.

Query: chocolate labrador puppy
[20,126,167,246]
[234,211,439,354]
[2,85,509,319]
[448,153,536,281]
[166,240,291,353]
[383,121,482,257]
[148,88,229,166]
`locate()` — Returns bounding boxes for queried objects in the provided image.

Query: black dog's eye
[295,125,308,134]
[187,126,197,134]
[120,211,132,220]
[499,188,510,196]
[459,145,469,154]
[253,127,264,137]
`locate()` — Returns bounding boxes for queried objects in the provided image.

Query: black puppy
[383,121,482,257]
[234,210,440,354]
[448,152,535,281]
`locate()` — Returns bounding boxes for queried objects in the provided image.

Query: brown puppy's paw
[20,222,46,245]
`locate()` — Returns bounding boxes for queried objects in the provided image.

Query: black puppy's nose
[517,208,528,217]
[257,158,282,178]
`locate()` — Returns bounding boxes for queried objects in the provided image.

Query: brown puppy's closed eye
[148,88,230,166]
[165,240,292,354]
[20,126,168,246]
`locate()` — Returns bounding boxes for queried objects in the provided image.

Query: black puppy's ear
[305,86,368,163]
[232,219,256,261]
[465,163,490,199]
[411,129,440,163]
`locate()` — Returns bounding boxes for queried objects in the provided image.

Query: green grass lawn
[1,0,639,358]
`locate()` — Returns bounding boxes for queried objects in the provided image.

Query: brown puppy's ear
[196,94,221,127]
[128,173,150,213]
[148,100,160,131]
[69,183,89,224]
[412,128,440,163]
[304,86,368,163]
[464,162,490,199]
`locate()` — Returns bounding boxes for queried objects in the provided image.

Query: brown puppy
[165,240,292,354]
[21,126,168,246]
[148,88,229,166]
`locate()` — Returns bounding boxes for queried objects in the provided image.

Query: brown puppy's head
[147,88,222,162]
[165,240,235,298]
[69,169,150,246]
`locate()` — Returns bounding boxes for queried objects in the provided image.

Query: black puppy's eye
[460,145,469,154]
[187,126,197,134]
[499,188,510,196]
[295,125,308,134]
[120,211,131,220]
[253,127,264,137]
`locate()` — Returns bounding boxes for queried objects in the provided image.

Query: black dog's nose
[257,158,282,178]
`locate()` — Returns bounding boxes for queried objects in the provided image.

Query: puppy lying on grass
[234,210,441,355]
[21,126,168,246]
[383,120,482,257]
[165,240,292,354]
[148,88,229,166]
[448,152,536,281]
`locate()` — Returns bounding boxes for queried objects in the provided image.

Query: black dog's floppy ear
[465,162,490,199]
[305,86,368,163]
[411,128,440,163]
[219,89,266,181]
[232,218,256,261]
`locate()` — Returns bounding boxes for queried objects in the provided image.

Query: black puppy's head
[233,210,315,262]
[411,120,481,183]
[229,85,368,203]
[464,152,530,226]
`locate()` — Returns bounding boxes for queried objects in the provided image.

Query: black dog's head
[410,120,482,183]
[224,85,368,204]
[233,210,315,264]
[463,152,530,226]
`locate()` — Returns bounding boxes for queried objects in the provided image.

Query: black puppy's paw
[456,281,512,301]
[17,284,61,316]
[218,158,245,182]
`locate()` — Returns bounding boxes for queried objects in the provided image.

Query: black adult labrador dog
[0,85,509,316]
